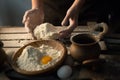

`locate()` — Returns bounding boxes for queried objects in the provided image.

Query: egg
[57,65,72,79]
[41,56,52,64]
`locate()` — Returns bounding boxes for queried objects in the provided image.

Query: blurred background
[0,0,31,26]
[0,0,120,34]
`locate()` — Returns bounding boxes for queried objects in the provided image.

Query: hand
[59,0,85,39]
[22,8,44,34]
[59,6,79,38]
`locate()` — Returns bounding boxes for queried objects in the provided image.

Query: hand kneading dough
[34,23,60,40]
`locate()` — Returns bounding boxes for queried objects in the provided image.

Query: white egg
[57,65,72,79]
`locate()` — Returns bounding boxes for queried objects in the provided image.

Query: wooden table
[0,25,91,54]
[1,23,120,80]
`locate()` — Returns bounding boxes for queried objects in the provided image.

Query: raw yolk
[41,56,52,64]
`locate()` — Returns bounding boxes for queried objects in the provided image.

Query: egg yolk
[41,56,52,64]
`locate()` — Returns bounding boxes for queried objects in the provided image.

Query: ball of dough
[34,23,59,40]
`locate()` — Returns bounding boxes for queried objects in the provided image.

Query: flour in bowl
[16,45,61,71]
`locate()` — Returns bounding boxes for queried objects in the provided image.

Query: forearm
[32,0,43,9]
[72,0,85,9]
[69,0,85,30]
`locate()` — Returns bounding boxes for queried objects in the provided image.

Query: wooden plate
[11,40,67,75]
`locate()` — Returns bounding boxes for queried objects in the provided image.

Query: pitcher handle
[91,22,108,40]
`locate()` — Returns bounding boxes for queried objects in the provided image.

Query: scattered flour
[16,45,61,71]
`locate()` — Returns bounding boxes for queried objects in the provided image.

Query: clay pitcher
[70,22,108,62]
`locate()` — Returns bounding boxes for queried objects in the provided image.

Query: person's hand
[60,6,79,38]
[59,0,85,39]
[22,8,44,37]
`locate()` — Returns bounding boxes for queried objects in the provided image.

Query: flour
[34,23,60,40]
[16,45,61,71]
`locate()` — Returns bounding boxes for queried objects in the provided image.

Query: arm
[62,0,85,27]
[60,0,85,38]
[31,0,43,9]
[22,0,44,34]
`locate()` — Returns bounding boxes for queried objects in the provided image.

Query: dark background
[0,0,119,33]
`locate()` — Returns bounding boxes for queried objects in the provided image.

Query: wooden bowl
[11,40,67,75]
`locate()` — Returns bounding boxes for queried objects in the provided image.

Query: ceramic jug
[70,22,108,62]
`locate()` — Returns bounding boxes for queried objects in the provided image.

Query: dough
[34,23,60,40]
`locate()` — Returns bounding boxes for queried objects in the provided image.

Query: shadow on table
[5,68,59,80]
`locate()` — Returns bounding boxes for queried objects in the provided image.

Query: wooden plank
[2,40,21,47]
[56,26,90,32]
[74,26,90,32]
[0,33,32,40]
[2,40,36,48]
[0,27,26,33]
[0,26,90,33]
[87,21,97,26]
[0,32,89,40]
[3,47,20,53]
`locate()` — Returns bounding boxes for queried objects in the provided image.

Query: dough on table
[34,23,62,40]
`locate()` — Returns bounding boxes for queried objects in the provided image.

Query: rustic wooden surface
[0,23,120,80]
[0,25,92,54]
[0,25,92,80]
